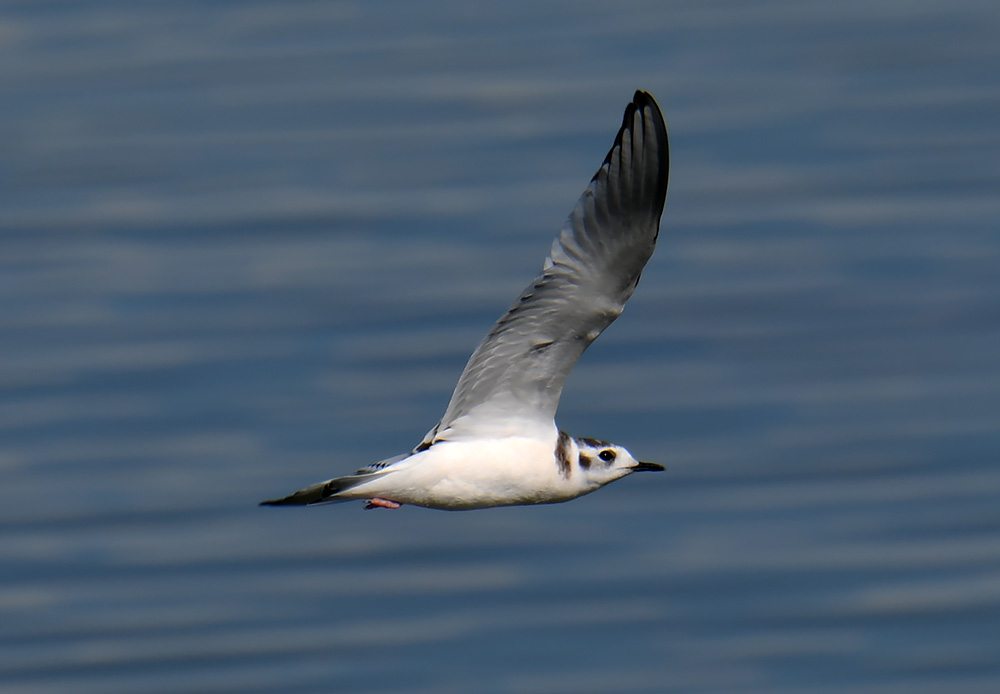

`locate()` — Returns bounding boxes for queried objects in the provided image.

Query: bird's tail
[259,472,381,507]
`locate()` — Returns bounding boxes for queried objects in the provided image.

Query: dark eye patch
[598,449,616,462]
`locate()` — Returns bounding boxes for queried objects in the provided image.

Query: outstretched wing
[426,90,669,443]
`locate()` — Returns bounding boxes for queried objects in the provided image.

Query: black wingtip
[631,89,656,108]
[596,89,668,177]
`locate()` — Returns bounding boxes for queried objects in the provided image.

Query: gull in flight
[262,90,670,511]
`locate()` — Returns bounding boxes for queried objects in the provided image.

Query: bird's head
[572,436,664,487]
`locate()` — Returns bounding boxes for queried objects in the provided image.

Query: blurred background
[2,1,999,692]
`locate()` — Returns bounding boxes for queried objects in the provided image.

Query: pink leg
[364,497,401,510]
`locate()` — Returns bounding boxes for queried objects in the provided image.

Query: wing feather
[429,91,669,442]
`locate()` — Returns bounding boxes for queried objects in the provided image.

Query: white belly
[340,435,591,510]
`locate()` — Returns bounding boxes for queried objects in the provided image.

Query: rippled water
[3,2,999,693]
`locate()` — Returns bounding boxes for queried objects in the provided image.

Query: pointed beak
[631,461,665,472]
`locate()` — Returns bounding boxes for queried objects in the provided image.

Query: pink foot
[364,497,401,510]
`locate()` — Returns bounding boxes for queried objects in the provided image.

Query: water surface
[2,2,999,693]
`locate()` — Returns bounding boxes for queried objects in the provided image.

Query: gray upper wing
[427,90,670,442]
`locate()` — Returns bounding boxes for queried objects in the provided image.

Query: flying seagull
[262,90,669,511]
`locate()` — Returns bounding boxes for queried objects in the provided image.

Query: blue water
[2,2,999,692]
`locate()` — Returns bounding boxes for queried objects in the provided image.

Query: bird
[261,90,670,511]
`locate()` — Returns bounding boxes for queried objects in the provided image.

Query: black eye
[598,449,616,462]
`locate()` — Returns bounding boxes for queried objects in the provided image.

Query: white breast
[339,434,591,510]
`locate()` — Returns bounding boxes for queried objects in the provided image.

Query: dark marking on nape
[577,436,611,449]
[579,453,593,470]
[555,430,572,479]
